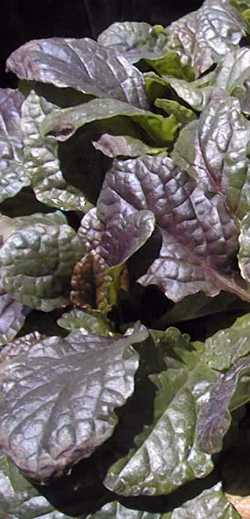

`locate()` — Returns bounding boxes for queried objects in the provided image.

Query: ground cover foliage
[1,0,250,516]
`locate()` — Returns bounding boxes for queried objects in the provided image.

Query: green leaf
[0,326,147,481]
[0,89,30,203]
[155,99,196,125]
[163,484,240,518]
[104,328,215,496]
[146,51,195,80]
[105,318,250,497]
[21,91,89,211]
[86,484,239,517]
[0,212,83,311]
[0,452,72,518]
[144,71,213,110]
[57,309,113,336]
[42,97,180,147]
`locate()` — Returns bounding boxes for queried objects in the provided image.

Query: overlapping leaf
[167,0,246,77]
[105,317,250,497]
[80,152,250,303]
[98,22,169,63]
[57,309,113,336]
[0,293,29,346]
[216,47,250,114]
[0,452,73,518]
[144,71,213,111]
[22,91,88,211]
[173,89,250,218]
[0,89,30,202]
[0,326,147,481]
[6,38,149,109]
[0,212,83,311]
[86,484,239,517]
[93,134,165,158]
[42,97,179,147]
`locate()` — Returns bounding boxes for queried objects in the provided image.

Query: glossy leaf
[216,48,250,114]
[106,319,250,497]
[7,38,149,109]
[42,97,179,147]
[92,154,247,303]
[0,89,30,202]
[163,484,240,518]
[0,331,43,362]
[0,452,73,518]
[0,212,83,311]
[98,22,169,63]
[154,99,196,125]
[173,89,250,217]
[93,134,165,158]
[87,484,239,517]
[0,293,28,346]
[78,207,155,272]
[0,326,147,481]
[167,0,246,77]
[105,328,216,496]
[144,71,214,110]
[57,309,113,336]
[22,91,88,211]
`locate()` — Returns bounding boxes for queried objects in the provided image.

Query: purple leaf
[7,38,148,109]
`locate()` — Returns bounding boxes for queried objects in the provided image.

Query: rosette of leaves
[0,0,250,517]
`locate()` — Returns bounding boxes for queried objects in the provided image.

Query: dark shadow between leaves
[59,125,112,206]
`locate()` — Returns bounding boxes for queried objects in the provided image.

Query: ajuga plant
[1,0,250,517]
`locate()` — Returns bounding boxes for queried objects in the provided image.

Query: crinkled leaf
[105,329,216,496]
[87,502,162,518]
[92,154,248,303]
[238,214,250,282]
[0,326,148,481]
[57,309,113,336]
[42,97,179,147]
[0,293,29,346]
[78,207,155,272]
[98,22,169,63]
[7,38,149,109]
[87,484,239,517]
[70,251,129,313]
[105,319,250,497]
[216,48,250,114]
[163,484,240,518]
[197,355,250,454]
[173,89,250,218]
[0,452,73,518]
[196,312,250,453]
[167,0,246,77]
[22,91,88,211]
[154,99,196,125]
[0,212,83,311]
[93,134,165,158]
[0,331,44,362]
[0,89,30,202]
